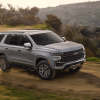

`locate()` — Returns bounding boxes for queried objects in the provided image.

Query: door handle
[5,48,8,49]
[18,49,21,51]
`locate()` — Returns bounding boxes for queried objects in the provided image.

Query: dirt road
[0,62,100,97]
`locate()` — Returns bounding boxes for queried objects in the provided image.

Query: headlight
[82,45,85,50]
[50,53,63,56]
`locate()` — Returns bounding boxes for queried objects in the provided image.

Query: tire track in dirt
[0,62,100,95]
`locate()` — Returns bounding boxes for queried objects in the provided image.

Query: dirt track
[0,61,100,97]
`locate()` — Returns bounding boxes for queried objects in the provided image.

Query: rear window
[4,34,20,46]
[0,34,5,42]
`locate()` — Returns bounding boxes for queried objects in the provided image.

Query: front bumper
[54,58,86,70]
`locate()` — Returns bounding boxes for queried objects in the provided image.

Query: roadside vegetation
[86,57,100,61]
[0,84,96,100]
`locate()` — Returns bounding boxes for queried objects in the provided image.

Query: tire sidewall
[0,55,10,72]
[37,60,54,80]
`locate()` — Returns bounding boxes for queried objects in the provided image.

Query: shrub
[4,17,24,26]
[85,48,94,57]
[80,26,91,37]
[31,24,50,30]
[93,26,100,33]
[45,14,62,34]
[95,48,100,57]
[64,24,100,57]
[4,15,40,26]
[65,30,74,41]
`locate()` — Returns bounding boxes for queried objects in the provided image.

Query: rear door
[4,34,21,62]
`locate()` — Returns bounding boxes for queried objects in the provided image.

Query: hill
[38,1,100,28]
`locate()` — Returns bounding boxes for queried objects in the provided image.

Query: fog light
[52,56,61,61]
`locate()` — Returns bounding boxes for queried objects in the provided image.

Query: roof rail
[21,29,46,30]
[1,31,24,33]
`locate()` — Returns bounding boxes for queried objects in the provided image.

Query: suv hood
[37,41,84,52]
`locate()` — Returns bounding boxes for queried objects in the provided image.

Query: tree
[45,14,62,33]
[93,26,100,33]
[18,7,39,17]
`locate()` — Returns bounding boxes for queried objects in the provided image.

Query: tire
[37,60,56,80]
[68,65,82,72]
[0,55,11,72]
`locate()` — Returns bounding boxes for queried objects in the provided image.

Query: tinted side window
[19,35,31,46]
[5,35,20,46]
[4,35,11,44]
[10,35,20,45]
[0,35,5,42]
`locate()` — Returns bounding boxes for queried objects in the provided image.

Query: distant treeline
[0,4,40,26]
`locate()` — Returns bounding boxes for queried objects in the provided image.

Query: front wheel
[37,60,56,80]
[0,55,11,72]
[68,65,82,72]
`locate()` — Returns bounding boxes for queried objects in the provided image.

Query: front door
[17,35,34,66]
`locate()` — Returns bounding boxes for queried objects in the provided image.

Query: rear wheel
[37,60,56,80]
[0,55,11,72]
[68,65,82,72]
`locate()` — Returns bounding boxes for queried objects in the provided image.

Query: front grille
[60,48,84,62]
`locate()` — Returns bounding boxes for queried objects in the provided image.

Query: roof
[0,29,51,35]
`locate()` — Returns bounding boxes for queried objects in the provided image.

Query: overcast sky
[0,0,99,8]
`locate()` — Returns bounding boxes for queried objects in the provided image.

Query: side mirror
[62,37,66,41]
[24,42,32,49]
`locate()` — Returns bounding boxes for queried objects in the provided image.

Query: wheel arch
[35,56,49,67]
[0,52,6,57]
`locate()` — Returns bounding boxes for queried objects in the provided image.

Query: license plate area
[68,63,81,69]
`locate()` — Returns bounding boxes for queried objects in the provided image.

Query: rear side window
[0,34,5,42]
[4,34,20,46]
[19,35,31,46]
[4,35,11,44]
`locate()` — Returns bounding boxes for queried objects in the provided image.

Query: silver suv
[0,29,86,80]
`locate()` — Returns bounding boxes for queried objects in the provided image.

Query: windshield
[30,32,64,45]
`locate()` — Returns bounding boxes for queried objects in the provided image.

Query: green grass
[86,57,100,61]
[31,24,50,30]
[0,24,50,30]
[0,84,80,100]
[0,25,26,28]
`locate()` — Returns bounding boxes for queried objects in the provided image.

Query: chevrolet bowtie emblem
[73,52,78,55]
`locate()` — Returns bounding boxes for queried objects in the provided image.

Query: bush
[85,48,94,57]
[4,17,24,26]
[95,48,100,57]
[24,15,40,25]
[64,24,100,57]
[31,24,50,29]
[93,26,100,33]
[4,15,40,26]
[45,14,62,34]
[80,26,91,37]
[65,30,74,41]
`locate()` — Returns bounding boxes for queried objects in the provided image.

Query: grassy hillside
[38,1,100,28]
[0,84,98,100]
